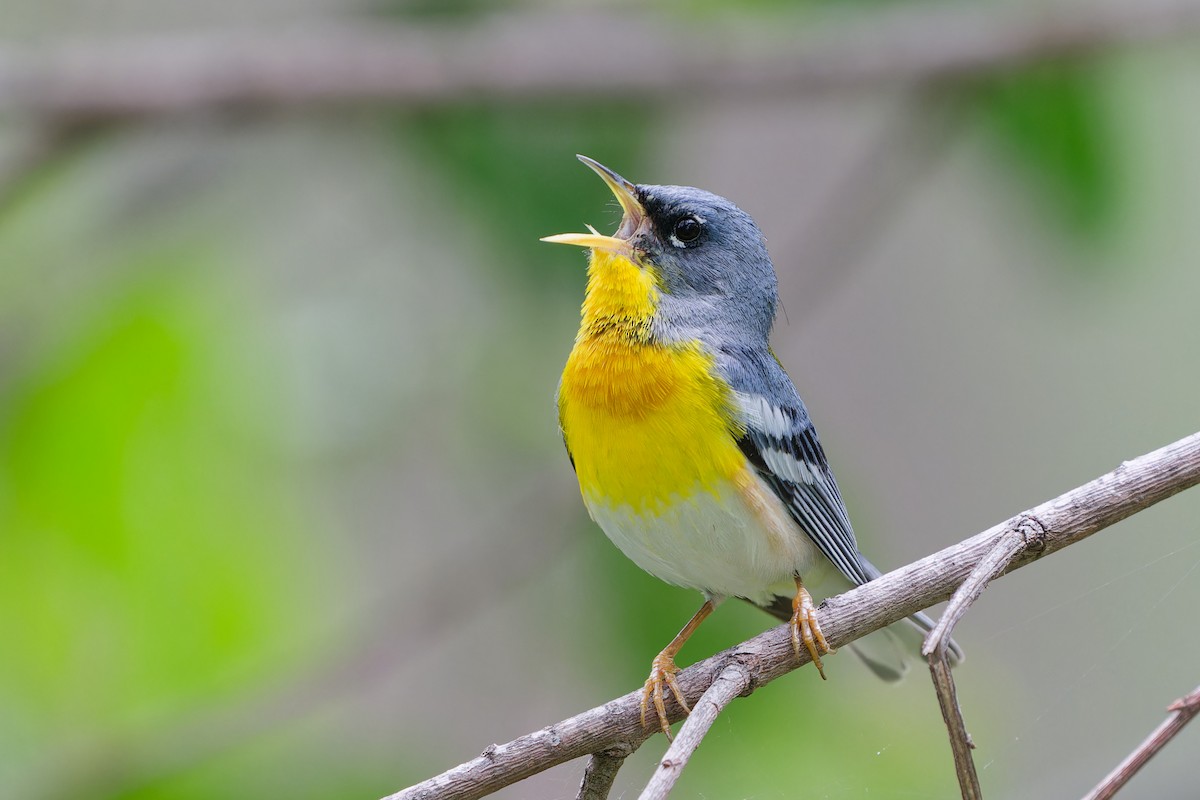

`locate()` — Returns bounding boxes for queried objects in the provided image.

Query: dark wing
[735,391,874,587]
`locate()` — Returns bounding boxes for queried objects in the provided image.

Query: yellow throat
[558,250,744,512]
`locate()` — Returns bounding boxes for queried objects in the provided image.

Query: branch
[576,743,636,800]
[638,663,752,800]
[928,656,978,799]
[1082,684,1200,800]
[3,0,1200,122]
[384,430,1200,800]
[922,532,1029,799]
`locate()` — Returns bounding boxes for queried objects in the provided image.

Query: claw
[791,579,833,678]
[640,651,691,739]
[637,599,715,738]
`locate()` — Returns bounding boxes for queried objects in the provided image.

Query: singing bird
[544,156,962,737]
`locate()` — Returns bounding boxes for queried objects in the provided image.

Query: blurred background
[2,0,1200,798]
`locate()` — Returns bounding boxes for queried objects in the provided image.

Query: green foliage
[102,725,403,800]
[0,256,324,790]
[977,64,1119,239]
[370,0,492,21]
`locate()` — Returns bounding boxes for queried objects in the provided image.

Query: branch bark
[638,663,751,800]
[922,533,1029,799]
[385,431,1200,800]
[576,743,636,800]
[3,0,1200,122]
[929,656,979,800]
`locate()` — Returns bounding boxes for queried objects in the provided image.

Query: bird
[543,155,962,738]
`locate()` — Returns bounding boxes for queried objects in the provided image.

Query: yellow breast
[558,250,745,512]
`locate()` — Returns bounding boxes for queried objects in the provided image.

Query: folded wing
[734,390,872,587]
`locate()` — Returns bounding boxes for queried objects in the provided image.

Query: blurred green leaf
[0,261,319,758]
[104,726,406,800]
[978,64,1118,240]
[369,0,491,21]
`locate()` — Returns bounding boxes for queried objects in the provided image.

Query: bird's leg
[790,575,832,679]
[640,599,715,739]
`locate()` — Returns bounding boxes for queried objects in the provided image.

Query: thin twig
[922,530,1030,800]
[1082,684,1200,800]
[384,431,1200,800]
[577,742,638,800]
[2,0,1200,121]
[637,663,752,800]
[924,525,1037,659]
[928,658,979,800]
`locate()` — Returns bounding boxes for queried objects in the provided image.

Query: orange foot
[640,651,692,739]
[791,578,833,679]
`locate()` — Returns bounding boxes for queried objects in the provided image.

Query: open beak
[540,155,647,256]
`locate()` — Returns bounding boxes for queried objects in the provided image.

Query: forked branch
[637,663,751,800]
[386,431,1200,800]
[922,532,1031,799]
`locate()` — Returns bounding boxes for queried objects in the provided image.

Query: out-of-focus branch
[0,123,98,210]
[775,90,964,327]
[2,0,1200,122]
[384,431,1200,800]
[1082,684,1200,800]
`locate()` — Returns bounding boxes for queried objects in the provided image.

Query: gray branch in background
[2,0,1200,121]
[385,430,1200,800]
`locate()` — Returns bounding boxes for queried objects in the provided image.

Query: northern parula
[544,155,963,737]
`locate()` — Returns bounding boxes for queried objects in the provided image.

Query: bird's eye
[672,216,703,244]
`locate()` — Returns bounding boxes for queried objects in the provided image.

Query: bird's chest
[558,333,744,512]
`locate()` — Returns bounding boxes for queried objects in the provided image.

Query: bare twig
[385,431,1200,800]
[577,742,638,800]
[1082,684,1200,800]
[928,657,979,800]
[923,530,1032,657]
[922,531,1029,800]
[2,0,1200,122]
[638,663,752,800]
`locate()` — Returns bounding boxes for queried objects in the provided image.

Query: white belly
[584,474,827,604]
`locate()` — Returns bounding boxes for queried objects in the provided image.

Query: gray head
[543,156,778,342]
